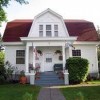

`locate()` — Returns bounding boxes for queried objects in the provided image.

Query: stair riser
[35,72,64,86]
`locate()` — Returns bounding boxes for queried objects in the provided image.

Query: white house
[3,9,100,77]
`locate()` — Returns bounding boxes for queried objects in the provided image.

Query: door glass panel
[46,58,52,62]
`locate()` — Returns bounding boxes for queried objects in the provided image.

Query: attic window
[54,25,58,37]
[46,25,51,37]
[39,25,43,37]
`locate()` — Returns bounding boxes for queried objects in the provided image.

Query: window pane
[46,58,52,62]
[72,50,81,56]
[54,25,58,30]
[16,50,25,64]
[54,31,58,37]
[39,25,43,30]
[39,31,43,37]
[16,58,25,64]
[46,25,51,30]
[16,50,25,56]
[46,31,51,37]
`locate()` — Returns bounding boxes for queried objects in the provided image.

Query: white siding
[74,44,99,74]
[28,12,69,37]
[5,46,26,71]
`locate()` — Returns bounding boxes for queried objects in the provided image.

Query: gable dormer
[28,8,69,37]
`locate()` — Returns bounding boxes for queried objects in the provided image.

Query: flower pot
[20,76,27,84]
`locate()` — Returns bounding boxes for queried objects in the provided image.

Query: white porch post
[25,45,29,73]
[33,46,36,68]
[69,47,72,57]
[62,46,66,70]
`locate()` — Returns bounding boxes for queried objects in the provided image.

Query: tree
[0,0,28,26]
[0,33,4,51]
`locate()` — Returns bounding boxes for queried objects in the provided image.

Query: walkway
[37,86,66,100]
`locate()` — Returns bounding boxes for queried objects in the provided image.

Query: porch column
[62,46,66,70]
[69,47,72,57]
[25,45,29,73]
[33,46,36,68]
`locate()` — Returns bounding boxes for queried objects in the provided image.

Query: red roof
[3,19,99,42]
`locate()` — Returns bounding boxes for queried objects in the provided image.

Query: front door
[44,53,53,71]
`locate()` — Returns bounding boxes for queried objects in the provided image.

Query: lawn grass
[0,84,40,100]
[61,81,100,100]
[86,80,100,84]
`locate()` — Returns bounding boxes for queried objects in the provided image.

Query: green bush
[66,57,89,84]
[0,51,6,84]
[0,64,6,84]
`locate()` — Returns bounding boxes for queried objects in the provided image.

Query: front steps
[35,71,64,86]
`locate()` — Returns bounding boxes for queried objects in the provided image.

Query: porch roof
[20,37,77,42]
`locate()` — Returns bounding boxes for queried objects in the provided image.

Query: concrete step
[35,72,64,86]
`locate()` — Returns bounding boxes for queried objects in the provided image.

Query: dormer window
[46,25,51,37]
[39,25,43,37]
[54,25,58,37]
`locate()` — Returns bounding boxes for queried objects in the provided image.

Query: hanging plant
[55,50,62,55]
[37,50,42,56]
[59,55,63,60]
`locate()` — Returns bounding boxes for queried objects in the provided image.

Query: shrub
[0,59,6,84]
[0,75,6,84]
[66,57,89,84]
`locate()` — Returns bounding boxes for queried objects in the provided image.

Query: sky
[0,0,100,35]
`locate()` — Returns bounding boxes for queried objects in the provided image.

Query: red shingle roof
[3,19,99,42]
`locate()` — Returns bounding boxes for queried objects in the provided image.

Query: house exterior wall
[28,12,69,37]
[73,44,99,74]
[4,42,99,74]
[5,46,26,71]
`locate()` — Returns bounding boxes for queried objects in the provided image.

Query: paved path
[37,87,66,100]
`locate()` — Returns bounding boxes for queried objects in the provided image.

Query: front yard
[0,84,40,100]
[61,81,100,100]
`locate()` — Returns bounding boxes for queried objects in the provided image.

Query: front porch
[20,37,76,74]
[27,46,67,72]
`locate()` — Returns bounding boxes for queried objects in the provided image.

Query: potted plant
[37,50,42,56]
[55,50,62,60]
[55,50,62,55]
[29,64,35,73]
[35,64,40,80]
[19,70,27,84]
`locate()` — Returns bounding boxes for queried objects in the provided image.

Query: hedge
[66,57,89,84]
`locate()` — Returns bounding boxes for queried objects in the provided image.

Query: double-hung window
[16,50,25,64]
[54,25,58,37]
[72,50,81,57]
[46,25,52,37]
[39,25,43,37]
